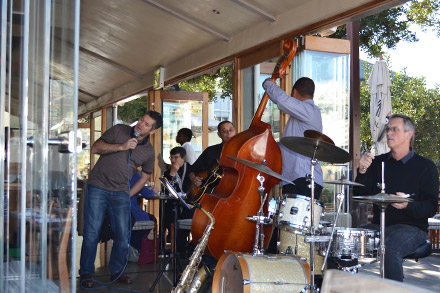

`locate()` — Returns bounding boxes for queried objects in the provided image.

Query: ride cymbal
[280,136,351,164]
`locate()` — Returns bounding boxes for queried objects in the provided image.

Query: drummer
[354,114,438,282]
[263,77,324,198]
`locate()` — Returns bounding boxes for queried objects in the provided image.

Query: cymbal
[227,156,294,184]
[304,130,334,145]
[280,135,351,164]
[352,193,413,203]
[325,179,365,187]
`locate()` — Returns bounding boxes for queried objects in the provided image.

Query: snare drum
[279,230,327,275]
[212,253,310,293]
[324,227,379,259]
[277,194,325,234]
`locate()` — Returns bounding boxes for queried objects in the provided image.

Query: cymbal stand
[321,192,345,271]
[308,157,318,292]
[252,173,268,255]
[378,161,386,278]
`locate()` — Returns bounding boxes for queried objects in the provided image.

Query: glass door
[151,91,209,167]
[1,0,80,292]
[293,36,350,214]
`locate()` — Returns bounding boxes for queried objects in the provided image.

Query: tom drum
[277,194,325,234]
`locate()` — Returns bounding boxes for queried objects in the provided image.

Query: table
[150,193,178,257]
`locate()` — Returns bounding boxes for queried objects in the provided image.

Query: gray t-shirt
[87,124,155,193]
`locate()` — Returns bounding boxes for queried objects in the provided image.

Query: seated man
[189,120,236,190]
[353,114,438,281]
[163,147,193,254]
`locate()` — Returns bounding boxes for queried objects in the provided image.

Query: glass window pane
[163,101,204,163]
[242,59,280,140]
[293,50,350,212]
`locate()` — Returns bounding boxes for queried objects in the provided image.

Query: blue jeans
[79,184,131,276]
[361,223,427,281]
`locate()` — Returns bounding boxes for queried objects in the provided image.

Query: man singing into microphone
[79,111,162,288]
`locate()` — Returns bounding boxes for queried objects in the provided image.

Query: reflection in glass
[293,49,350,213]
[162,101,204,164]
[242,59,281,140]
[1,0,79,291]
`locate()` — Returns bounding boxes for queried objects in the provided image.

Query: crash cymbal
[352,193,413,203]
[280,135,351,164]
[324,179,365,187]
[227,156,294,184]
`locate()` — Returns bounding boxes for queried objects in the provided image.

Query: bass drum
[212,252,310,293]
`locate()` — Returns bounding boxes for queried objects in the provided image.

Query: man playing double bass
[263,77,324,199]
[188,120,236,193]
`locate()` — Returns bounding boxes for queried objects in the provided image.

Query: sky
[360,25,440,89]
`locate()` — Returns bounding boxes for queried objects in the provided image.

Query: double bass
[191,40,298,259]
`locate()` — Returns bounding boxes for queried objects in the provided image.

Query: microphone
[129,131,140,155]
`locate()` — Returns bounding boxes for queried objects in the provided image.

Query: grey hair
[389,114,415,146]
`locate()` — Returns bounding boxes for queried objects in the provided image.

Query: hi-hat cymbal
[280,135,351,164]
[325,179,365,187]
[227,156,294,184]
[352,193,413,203]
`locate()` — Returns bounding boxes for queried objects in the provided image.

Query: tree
[117,95,148,124]
[360,62,440,165]
[175,64,233,102]
[331,0,440,58]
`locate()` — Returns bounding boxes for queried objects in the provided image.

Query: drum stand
[378,162,386,279]
[252,173,269,255]
[306,158,318,292]
[304,157,331,291]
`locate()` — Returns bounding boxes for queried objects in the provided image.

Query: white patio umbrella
[367,59,392,155]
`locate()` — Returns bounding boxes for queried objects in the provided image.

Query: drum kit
[212,131,413,292]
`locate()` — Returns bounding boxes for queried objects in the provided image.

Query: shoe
[80,274,94,288]
[110,272,133,284]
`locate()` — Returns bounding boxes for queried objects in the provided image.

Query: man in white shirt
[176,128,197,165]
[263,77,323,198]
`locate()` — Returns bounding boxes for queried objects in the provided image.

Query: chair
[132,220,158,264]
[100,220,158,265]
[170,218,192,257]
[403,240,431,262]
